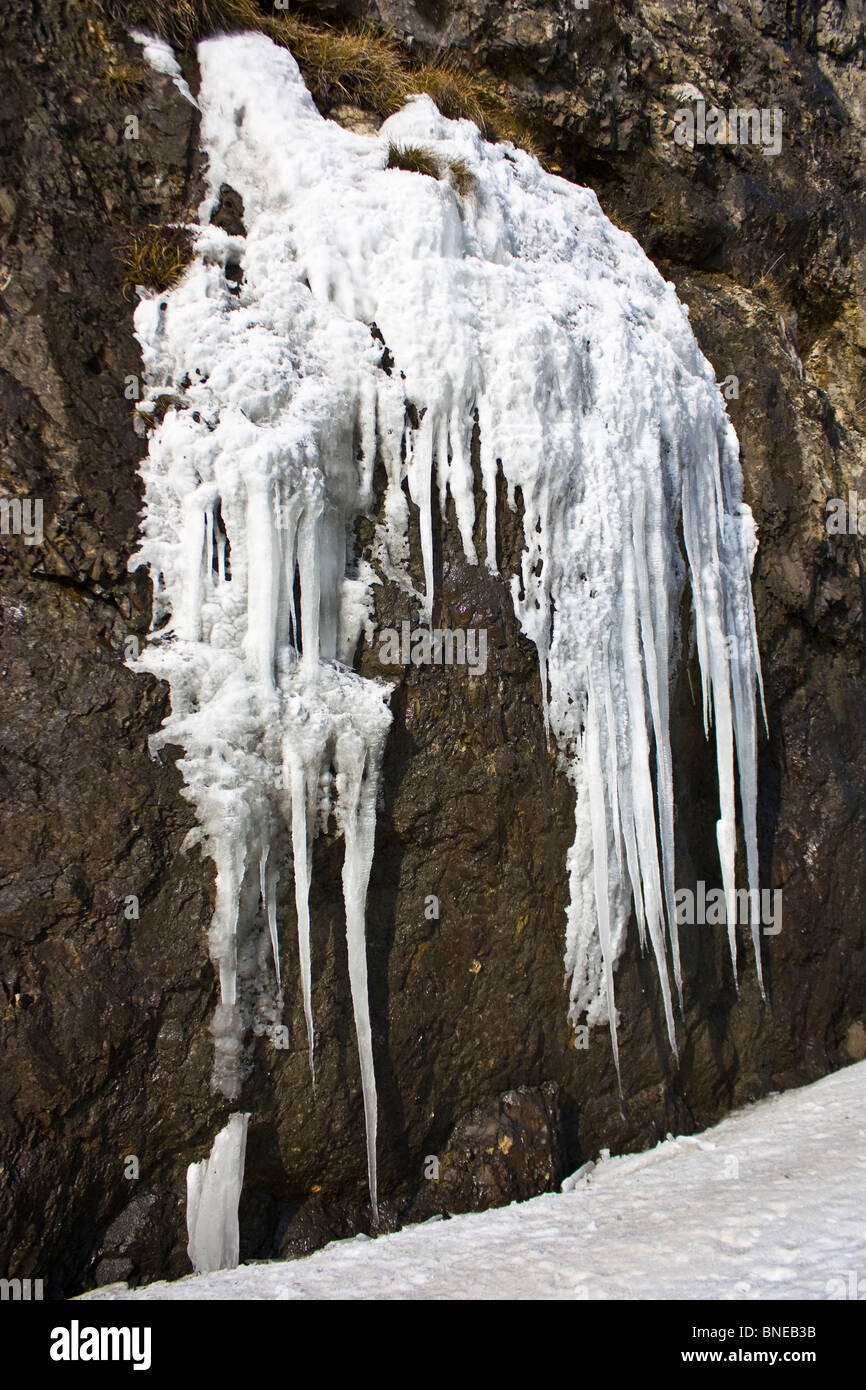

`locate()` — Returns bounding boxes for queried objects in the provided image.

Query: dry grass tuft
[269,16,407,115]
[102,60,149,101]
[404,59,486,129]
[443,156,476,197]
[116,225,195,296]
[386,143,442,179]
[91,0,265,45]
[386,143,477,196]
[482,102,550,161]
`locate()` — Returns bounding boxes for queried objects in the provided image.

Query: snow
[82,1060,866,1301]
[129,29,764,1259]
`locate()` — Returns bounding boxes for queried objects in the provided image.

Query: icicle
[287,747,316,1083]
[585,681,620,1079]
[260,846,280,985]
[406,412,436,624]
[334,723,390,1223]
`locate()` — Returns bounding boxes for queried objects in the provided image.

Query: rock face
[0,0,864,1295]
[411,1083,567,1217]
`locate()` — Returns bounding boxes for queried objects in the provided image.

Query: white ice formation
[130,30,199,109]
[130,31,764,1249]
[186,1112,250,1274]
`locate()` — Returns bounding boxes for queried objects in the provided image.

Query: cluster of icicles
[130,32,764,1269]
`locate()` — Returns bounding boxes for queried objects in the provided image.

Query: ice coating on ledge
[130,30,199,108]
[130,29,764,1230]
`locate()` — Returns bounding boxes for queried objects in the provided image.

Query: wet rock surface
[0,2,222,1295]
[412,1083,567,1216]
[0,0,864,1294]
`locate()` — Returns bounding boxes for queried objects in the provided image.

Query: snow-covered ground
[84,1059,866,1301]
